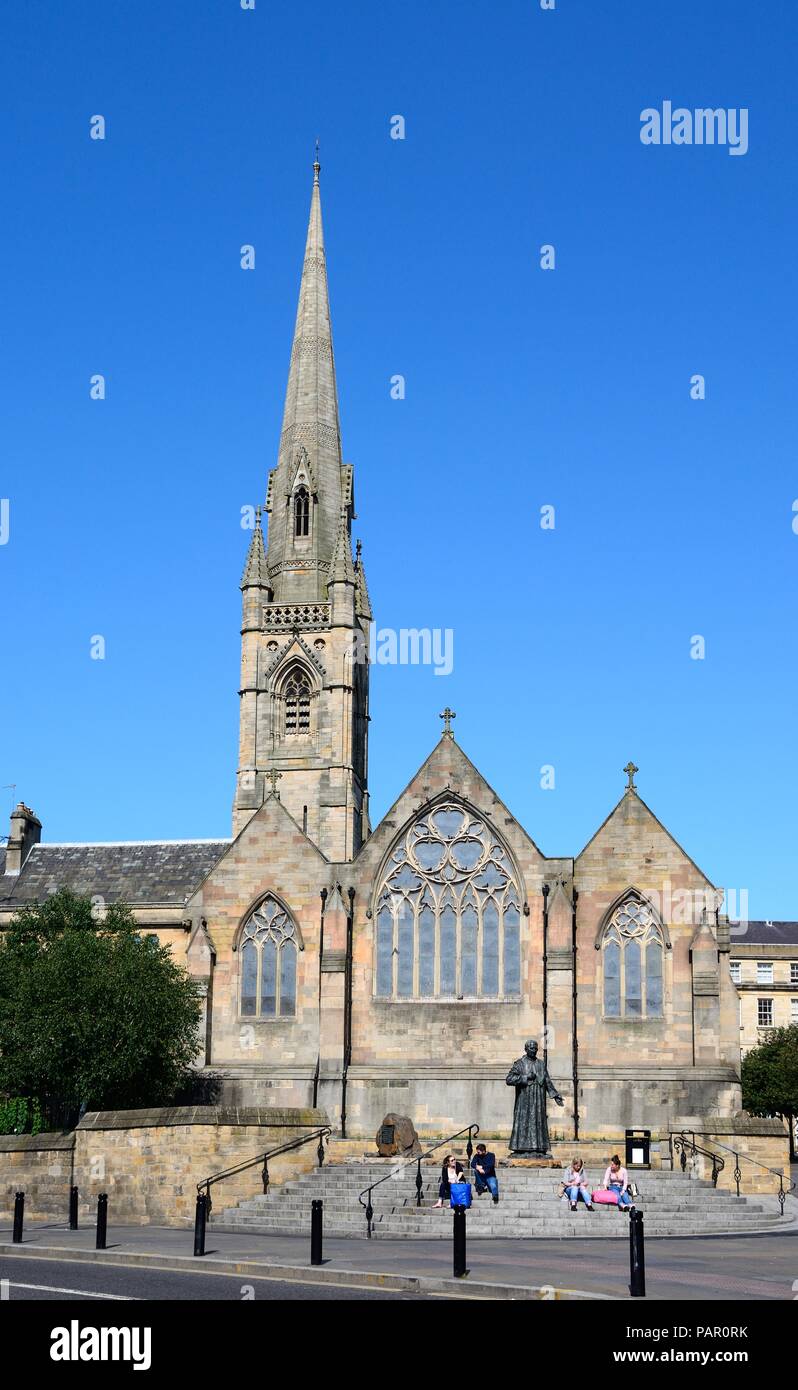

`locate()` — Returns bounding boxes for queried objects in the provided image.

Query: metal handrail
[671,1132,725,1188]
[676,1130,796,1215]
[358,1124,480,1238]
[197,1126,331,1218]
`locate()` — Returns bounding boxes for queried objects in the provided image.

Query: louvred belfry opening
[284,669,311,736]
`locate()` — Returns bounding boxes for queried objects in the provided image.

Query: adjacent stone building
[727,922,798,1055]
[0,162,758,1141]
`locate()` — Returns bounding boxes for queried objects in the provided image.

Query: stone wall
[0,1107,329,1227]
[0,1131,75,1222]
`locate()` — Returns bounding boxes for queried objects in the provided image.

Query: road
[0,1254,432,1301]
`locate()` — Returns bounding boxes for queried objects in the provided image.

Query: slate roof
[728,920,798,946]
[0,840,230,908]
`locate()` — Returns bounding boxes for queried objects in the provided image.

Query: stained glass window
[602,895,664,1019]
[603,938,621,1017]
[239,896,297,1018]
[373,801,523,999]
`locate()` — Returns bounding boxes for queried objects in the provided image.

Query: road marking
[5,1281,137,1300]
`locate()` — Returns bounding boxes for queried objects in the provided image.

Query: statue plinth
[506,1156,561,1168]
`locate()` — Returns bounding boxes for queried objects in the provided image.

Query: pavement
[1,1219,797,1300]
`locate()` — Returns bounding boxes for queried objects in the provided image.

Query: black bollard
[12,1192,24,1244]
[310,1198,323,1266]
[96,1193,108,1250]
[453,1206,468,1278]
[194,1192,207,1257]
[629,1208,646,1297]
[69,1186,79,1231]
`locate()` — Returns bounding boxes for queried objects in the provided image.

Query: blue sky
[2,0,796,917]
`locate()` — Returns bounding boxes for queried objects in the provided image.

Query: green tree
[0,889,202,1117]
[742,1025,798,1160]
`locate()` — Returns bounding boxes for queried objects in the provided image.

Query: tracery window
[374,801,522,999]
[602,895,664,1019]
[284,668,311,736]
[294,487,310,537]
[240,896,298,1018]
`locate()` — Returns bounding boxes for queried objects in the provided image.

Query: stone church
[0,160,744,1142]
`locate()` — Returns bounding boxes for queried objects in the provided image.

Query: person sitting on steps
[434,1153,464,1208]
[561,1156,594,1211]
[603,1154,635,1210]
[471,1143,500,1204]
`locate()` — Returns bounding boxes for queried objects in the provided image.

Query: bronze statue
[506,1039,563,1155]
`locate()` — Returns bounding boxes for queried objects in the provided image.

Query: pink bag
[591,1188,619,1205]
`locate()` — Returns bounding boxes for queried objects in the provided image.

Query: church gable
[187,792,328,924]
[574,780,731,1072]
[576,785,718,913]
[356,732,546,886]
[185,792,329,1078]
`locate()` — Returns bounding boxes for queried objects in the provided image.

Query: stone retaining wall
[0,1131,75,1222]
[0,1106,329,1227]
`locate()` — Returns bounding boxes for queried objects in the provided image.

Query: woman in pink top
[603,1154,634,1210]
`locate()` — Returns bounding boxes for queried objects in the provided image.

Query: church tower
[234,157,371,860]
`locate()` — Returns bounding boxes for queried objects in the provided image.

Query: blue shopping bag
[449,1181,472,1208]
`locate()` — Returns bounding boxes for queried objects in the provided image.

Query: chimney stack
[5,802,41,874]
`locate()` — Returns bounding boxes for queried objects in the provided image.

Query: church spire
[263,155,346,603]
[234,161,370,860]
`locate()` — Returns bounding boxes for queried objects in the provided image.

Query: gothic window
[240,896,298,1018]
[294,487,310,538]
[602,895,664,1019]
[373,801,522,1000]
[283,668,311,736]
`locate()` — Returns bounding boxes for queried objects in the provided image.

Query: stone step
[213,1218,782,1240]
[214,1152,783,1239]
[215,1212,778,1234]
[216,1200,774,1223]
[277,1180,737,1196]
[219,1205,780,1222]
[233,1189,756,1212]
[273,1189,731,1206]
[311,1173,713,1182]
[282,1175,718,1191]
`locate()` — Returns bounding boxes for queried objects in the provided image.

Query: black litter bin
[625,1129,651,1167]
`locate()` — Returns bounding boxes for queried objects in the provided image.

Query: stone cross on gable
[266,769,283,798]
[439,708,456,739]
[623,761,639,791]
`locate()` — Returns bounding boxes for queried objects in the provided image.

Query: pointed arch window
[294,487,310,538]
[602,895,664,1019]
[283,668,311,736]
[373,800,522,1000]
[239,896,298,1018]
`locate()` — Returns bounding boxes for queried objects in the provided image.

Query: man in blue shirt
[471,1144,499,1204]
